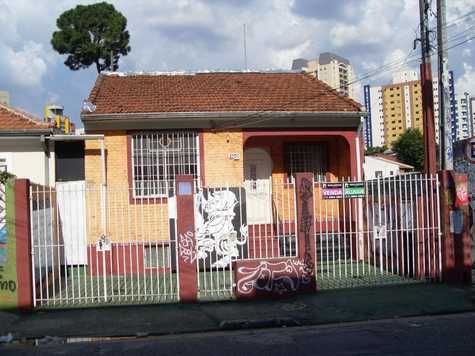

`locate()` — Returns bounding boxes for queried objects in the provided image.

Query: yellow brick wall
[84,131,169,245]
[203,130,244,187]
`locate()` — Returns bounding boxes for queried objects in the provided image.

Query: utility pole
[437,0,453,170]
[419,0,437,174]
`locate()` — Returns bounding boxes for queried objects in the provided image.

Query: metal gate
[30,182,180,308]
[30,173,442,307]
[314,173,441,289]
[193,180,298,300]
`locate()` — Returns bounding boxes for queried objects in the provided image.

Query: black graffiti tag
[299,177,314,275]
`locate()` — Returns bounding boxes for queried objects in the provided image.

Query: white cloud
[0,41,51,87]
[455,63,475,96]
[0,0,472,121]
[268,40,311,68]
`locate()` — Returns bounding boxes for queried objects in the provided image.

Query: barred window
[284,143,328,181]
[131,131,199,197]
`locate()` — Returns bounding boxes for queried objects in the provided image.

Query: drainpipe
[356,119,364,260]
[356,119,364,181]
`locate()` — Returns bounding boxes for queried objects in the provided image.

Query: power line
[214,33,475,131]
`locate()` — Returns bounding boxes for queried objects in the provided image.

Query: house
[363,153,414,179]
[78,71,365,275]
[0,103,55,186]
[26,71,444,307]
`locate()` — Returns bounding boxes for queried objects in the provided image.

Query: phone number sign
[322,182,365,200]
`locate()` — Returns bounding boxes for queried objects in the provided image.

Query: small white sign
[96,235,112,252]
[228,152,240,160]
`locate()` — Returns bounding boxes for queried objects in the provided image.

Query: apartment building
[291,52,355,100]
[364,71,443,148]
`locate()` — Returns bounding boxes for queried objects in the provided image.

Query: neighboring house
[364,153,414,179]
[0,103,55,186]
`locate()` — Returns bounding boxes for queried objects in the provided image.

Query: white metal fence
[29,173,442,307]
[313,173,441,289]
[30,182,179,308]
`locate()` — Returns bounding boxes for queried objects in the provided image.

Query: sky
[0,0,474,126]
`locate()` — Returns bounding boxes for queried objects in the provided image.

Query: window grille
[284,143,328,181]
[131,131,199,197]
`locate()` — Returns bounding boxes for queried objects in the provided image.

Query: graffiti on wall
[0,181,17,307]
[299,177,315,277]
[195,189,248,268]
[178,230,196,264]
[236,259,312,296]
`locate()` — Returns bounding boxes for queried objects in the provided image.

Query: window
[284,143,328,181]
[375,171,383,178]
[144,245,171,268]
[131,131,199,197]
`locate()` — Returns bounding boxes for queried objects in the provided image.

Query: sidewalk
[0,283,473,340]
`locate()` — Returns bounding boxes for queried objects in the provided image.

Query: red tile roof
[0,104,51,131]
[85,72,363,115]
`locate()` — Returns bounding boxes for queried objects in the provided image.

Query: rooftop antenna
[243,24,248,71]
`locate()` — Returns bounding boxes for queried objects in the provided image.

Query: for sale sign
[321,183,343,199]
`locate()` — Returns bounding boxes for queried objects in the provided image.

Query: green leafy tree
[365,145,388,155]
[393,128,424,171]
[51,2,131,73]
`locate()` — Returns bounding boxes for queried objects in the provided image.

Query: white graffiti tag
[179,231,197,264]
[195,190,247,268]
[237,259,312,295]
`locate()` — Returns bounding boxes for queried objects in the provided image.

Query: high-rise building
[291,52,355,100]
[392,70,418,84]
[363,70,441,148]
[382,80,424,147]
[469,96,475,137]
[291,58,308,71]
[363,85,384,148]
[454,94,471,142]
[448,70,458,143]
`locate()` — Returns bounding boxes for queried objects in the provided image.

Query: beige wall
[203,130,244,187]
[85,131,169,245]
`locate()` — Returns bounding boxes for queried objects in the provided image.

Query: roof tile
[0,104,51,131]
[85,72,363,115]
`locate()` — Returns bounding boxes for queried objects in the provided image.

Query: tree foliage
[393,128,424,171]
[365,145,388,155]
[51,2,131,73]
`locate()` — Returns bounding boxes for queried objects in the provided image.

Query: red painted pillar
[175,175,198,302]
[295,173,317,291]
[15,179,33,310]
[439,171,456,283]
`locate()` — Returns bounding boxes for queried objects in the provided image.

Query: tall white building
[454,94,471,141]
[392,70,418,84]
[292,53,355,100]
[470,96,475,137]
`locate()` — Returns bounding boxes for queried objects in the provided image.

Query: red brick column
[176,175,198,302]
[15,179,33,310]
[295,173,317,291]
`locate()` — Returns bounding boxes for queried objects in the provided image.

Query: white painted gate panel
[56,181,87,265]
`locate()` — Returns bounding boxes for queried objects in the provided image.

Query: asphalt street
[3,312,475,355]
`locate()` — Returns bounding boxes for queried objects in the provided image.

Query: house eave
[0,129,53,137]
[81,111,367,131]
